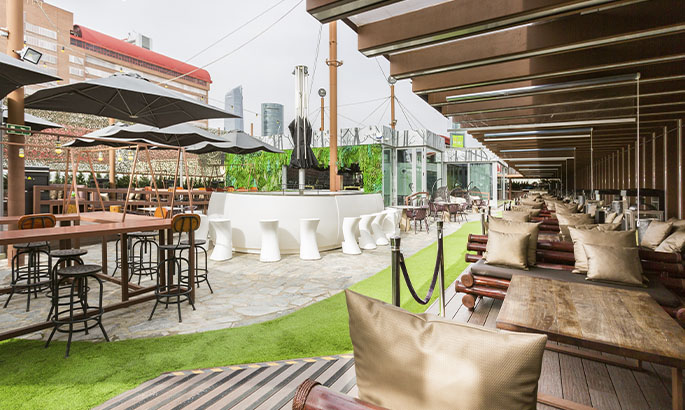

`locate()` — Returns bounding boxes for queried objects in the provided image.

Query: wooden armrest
[293,379,388,410]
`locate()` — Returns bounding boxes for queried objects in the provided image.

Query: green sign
[450,132,465,148]
[6,123,30,136]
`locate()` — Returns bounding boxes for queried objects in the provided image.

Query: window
[85,66,110,78]
[25,34,58,52]
[41,53,57,64]
[69,55,84,65]
[69,66,84,76]
[25,23,57,40]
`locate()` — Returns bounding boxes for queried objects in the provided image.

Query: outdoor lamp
[127,151,134,161]
[18,148,24,158]
[98,152,104,161]
[16,46,42,65]
[55,138,62,154]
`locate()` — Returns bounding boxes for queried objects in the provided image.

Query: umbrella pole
[71,152,81,216]
[61,150,71,214]
[169,149,181,218]
[122,146,139,222]
[184,148,193,211]
[85,152,106,212]
[144,146,163,213]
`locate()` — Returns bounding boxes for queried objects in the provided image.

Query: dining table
[0,211,195,342]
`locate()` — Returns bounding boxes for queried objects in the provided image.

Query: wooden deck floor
[97,277,683,410]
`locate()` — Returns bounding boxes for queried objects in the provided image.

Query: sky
[47,0,452,136]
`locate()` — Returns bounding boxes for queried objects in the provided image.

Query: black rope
[397,232,443,305]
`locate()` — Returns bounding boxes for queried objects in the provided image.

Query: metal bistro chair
[149,213,200,322]
[406,207,429,234]
[4,214,55,312]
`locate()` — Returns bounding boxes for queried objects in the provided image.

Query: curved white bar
[382,209,400,239]
[358,214,377,250]
[211,192,383,254]
[209,218,232,261]
[342,216,361,255]
[299,218,321,260]
[371,212,389,246]
[259,219,281,262]
[196,214,210,242]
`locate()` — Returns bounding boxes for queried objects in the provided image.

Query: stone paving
[0,215,477,343]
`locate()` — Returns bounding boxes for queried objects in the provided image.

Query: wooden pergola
[306,0,685,219]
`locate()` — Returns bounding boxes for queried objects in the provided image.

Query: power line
[185,0,291,62]
[307,24,324,101]
[396,97,417,130]
[159,0,304,86]
[374,57,388,81]
[356,97,389,127]
[377,99,390,126]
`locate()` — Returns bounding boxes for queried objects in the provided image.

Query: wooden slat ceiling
[306,0,685,180]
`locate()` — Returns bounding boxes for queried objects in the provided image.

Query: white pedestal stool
[371,212,389,246]
[382,209,401,239]
[209,218,232,261]
[259,219,281,262]
[342,216,361,255]
[299,218,321,260]
[358,214,377,250]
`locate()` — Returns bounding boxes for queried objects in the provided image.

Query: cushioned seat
[56,264,102,277]
[50,248,88,258]
[469,258,681,307]
[14,241,48,249]
[159,243,191,251]
[129,231,157,238]
[180,239,207,246]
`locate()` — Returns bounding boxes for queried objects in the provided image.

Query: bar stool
[371,212,389,246]
[382,209,400,239]
[149,214,199,323]
[3,214,55,312]
[299,218,321,260]
[358,214,377,250]
[259,219,281,262]
[209,217,232,261]
[47,248,88,321]
[45,264,109,358]
[180,214,211,293]
[342,216,361,255]
[129,231,159,284]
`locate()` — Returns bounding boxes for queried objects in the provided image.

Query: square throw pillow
[489,218,541,266]
[640,221,673,250]
[583,243,644,286]
[512,205,541,217]
[485,229,530,269]
[520,199,543,209]
[568,227,637,273]
[557,213,593,241]
[667,217,685,232]
[502,210,531,222]
[346,290,547,410]
[655,230,685,253]
[604,212,617,223]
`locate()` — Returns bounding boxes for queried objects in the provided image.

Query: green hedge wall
[225,144,383,192]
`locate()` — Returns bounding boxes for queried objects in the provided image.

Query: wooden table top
[0,215,171,246]
[0,214,79,224]
[496,275,685,368]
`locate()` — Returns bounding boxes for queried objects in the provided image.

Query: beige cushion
[485,230,530,269]
[490,218,541,266]
[512,205,541,217]
[583,244,644,286]
[557,213,593,240]
[605,212,617,223]
[520,199,543,209]
[554,202,578,215]
[544,200,556,211]
[569,227,637,273]
[577,203,584,212]
[667,218,685,232]
[655,230,685,253]
[613,213,624,225]
[502,210,531,222]
[641,221,673,250]
[346,290,547,410]
[574,223,621,232]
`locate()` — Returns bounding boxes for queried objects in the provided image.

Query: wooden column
[6,0,25,221]
[327,21,341,192]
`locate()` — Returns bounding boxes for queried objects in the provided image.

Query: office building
[261,103,284,136]
[224,86,244,131]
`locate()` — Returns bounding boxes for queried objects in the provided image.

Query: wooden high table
[497,275,685,410]
[0,211,196,342]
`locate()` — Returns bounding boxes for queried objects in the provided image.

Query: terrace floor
[98,276,683,410]
[0,216,470,342]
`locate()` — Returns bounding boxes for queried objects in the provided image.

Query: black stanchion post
[390,236,401,307]
[437,220,445,317]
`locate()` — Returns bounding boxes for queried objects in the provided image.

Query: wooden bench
[456,234,685,324]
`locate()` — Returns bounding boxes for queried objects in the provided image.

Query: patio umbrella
[70,122,229,147]
[288,117,317,168]
[2,108,62,131]
[184,131,283,154]
[25,72,238,128]
[0,52,61,99]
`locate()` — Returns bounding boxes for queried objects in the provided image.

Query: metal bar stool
[129,232,159,284]
[180,214,211,293]
[47,248,88,321]
[149,214,200,322]
[45,264,109,358]
[3,214,55,312]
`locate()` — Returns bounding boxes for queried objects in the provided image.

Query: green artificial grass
[0,221,481,409]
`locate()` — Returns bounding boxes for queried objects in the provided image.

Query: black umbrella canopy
[288,117,318,169]
[66,122,227,147]
[185,131,283,154]
[0,52,61,99]
[2,108,62,131]
[62,136,173,149]
[25,73,239,128]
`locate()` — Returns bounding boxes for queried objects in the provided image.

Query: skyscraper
[224,86,244,132]
[261,103,284,136]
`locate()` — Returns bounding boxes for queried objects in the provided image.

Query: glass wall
[382,148,393,206]
[469,163,492,201]
[447,164,468,190]
[415,149,423,193]
[397,148,413,205]
[426,150,440,193]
